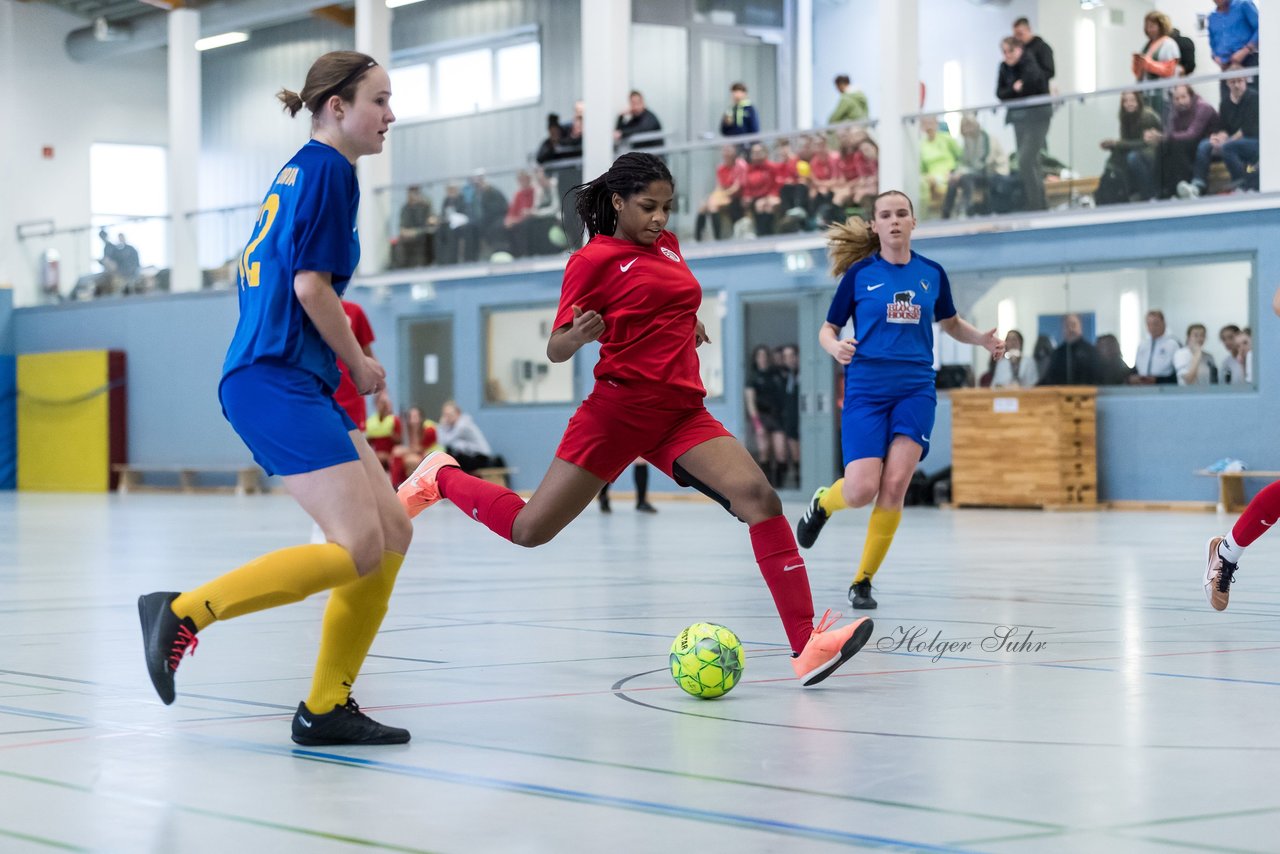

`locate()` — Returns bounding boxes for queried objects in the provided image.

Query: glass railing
[187,202,265,291]
[905,66,1260,222]
[15,215,173,304]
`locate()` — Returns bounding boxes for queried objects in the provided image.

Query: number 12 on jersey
[239,194,280,288]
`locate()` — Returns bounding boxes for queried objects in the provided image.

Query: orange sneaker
[397,451,459,518]
[1203,535,1239,611]
[791,609,874,686]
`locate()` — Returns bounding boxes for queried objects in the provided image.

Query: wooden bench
[113,464,263,496]
[1195,469,1280,513]
[474,467,517,487]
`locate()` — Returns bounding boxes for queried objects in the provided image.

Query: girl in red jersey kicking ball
[399,152,872,686]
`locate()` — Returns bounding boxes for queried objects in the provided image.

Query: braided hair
[570,152,673,245]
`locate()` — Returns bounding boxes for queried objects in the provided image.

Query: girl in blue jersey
[137,51,414,745]
[795,190,1003,609]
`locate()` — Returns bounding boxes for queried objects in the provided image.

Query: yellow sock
[172,543,359,632]
[305,551,405,714]
[818,479,848,515]
[854,506,902,584]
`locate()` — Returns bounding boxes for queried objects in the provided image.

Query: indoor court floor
[0,491,1276,853]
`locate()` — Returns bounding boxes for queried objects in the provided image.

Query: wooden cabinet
[949,387,1096,509]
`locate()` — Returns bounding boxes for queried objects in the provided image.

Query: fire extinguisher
[41,249,61,301]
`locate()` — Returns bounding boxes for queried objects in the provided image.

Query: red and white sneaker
[791,609,874,686]
[397,451,459,519]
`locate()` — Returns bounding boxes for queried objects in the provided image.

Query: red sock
[750,515,815,654]
[1231,479,1280,547]
[438,467,525,542]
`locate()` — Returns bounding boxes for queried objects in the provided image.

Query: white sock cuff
[1220,532,1245,564]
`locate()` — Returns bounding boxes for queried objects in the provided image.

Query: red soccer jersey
[715,159,747,190]
[808,151,838,181]
[333,300,375,427]
[554,231,705,398]
[773,156,799,183]
[742,162,779,200]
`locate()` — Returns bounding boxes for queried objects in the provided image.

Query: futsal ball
[669,623,744,699]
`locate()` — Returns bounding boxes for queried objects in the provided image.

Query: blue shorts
[841,383,937,465]
[219,361,359,477]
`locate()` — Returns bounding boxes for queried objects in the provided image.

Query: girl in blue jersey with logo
[795,191,1002,609]
[137,51,414,745]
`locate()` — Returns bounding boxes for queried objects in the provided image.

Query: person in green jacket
[828,75,869,125]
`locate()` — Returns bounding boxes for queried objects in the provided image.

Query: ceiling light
[386,0,427,8]
[195,32,249,51]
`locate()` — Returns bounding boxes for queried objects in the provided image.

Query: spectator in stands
[991,330,1038,387]
[1219,324,1246,383]
[469,172,511,259]
[1131,308,1180,384]
[391,406,441,486]
[773,137,807,218]
[1152,84,1218,199]
[838,133,879,216]
[614,90,663,149]
[1100,91,1163,202]
[437,183,476,264]
[524,166,564,256]
[805,133,842,223]
[1095,334,1134,385]
[745,344,784,484]
[742,142,782,236]
[696,144,746,241]
[828,75,868,125]
[997,36,1052,211]
[1174,323,1219,384]
[1039,314,1100,385]
[720,82,759,137]
[535,112,565,165]
[944,113,1007,218]
[395,185,434,269]
[1013,17,1055,81]
[1209,0,1259,96]
[437,400,500,473]
[919,116,962,208]
[1179,65,1259,198]
[365,391,401,471]
[503,170,537,257]
[1133,11,1183,118]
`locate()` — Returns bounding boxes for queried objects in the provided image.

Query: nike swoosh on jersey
[620,257,639,272]
[867,283,885,291]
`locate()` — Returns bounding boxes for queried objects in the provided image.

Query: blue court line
[198,735,983,853]
[1039,663,1280,687]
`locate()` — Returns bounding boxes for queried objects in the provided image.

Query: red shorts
[556,380,734,484]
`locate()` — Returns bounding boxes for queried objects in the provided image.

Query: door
[402,316,454,421]
[740,292,839,495]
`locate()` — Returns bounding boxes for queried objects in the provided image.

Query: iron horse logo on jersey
[660,247,681,263]
[886,290,922,324]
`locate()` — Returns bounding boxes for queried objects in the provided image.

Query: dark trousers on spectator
[1011,112,1050,211]
[1194,137,1259,188]
[449,449,501,473]
[1157,137,1200,198]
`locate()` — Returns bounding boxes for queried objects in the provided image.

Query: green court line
[1119,834,1269,854]
[0,827,87,851]
[0,768,436,853]
[1110,805,1280,829]
[410,733,1065,831]
[948,829,1068,846]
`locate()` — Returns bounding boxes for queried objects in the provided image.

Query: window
[89,142,168,273]
[484,305,575,404]
[391,31,541,124]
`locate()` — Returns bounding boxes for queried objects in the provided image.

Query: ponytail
[276,50,378,119]
[826,190,914,277]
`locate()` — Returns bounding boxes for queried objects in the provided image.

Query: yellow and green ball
[669,623,745,699]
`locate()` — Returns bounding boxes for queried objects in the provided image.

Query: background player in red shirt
[333,299,376,429]
[399,152,872,687]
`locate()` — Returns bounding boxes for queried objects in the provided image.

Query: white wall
[0,1,168,306]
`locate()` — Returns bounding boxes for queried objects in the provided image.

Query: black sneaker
[796,487,831,549]
[138,591,199,705]
[848,579,877,610]
[291,698,411,746]
[636,502,658,513]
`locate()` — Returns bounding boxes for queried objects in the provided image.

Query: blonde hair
[826,191,913,277]
[277,50,378,119]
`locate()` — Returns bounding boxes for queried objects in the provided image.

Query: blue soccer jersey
[222,140,360,393]
[825,250,957,390]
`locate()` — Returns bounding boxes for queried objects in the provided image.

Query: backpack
[1172,29,1196,75]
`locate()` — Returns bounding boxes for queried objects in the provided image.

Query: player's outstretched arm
[547,305,605,363]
